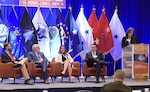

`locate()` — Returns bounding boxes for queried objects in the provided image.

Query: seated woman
[55,45,74,83]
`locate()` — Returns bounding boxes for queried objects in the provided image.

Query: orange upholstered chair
[31,61,56,83]
[53,61,81,82]
[0,57,34,83]
[83,62,107,82]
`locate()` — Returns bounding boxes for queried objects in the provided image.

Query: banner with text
[0,0,66,8]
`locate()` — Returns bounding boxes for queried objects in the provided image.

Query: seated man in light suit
[84,44,108,83]
[27,44,49,84]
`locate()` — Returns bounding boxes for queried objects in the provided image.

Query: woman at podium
[122,27,138,48]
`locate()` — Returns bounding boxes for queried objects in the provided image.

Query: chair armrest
[26,62,36,77]
[72,62,81,76]
[52,62,62,76]
[0,62,15,78]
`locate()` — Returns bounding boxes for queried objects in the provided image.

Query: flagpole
[49,1,53,14]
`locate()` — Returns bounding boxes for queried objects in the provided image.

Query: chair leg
[85,76,87,82]
[77,77,80,82]
[61,76,63,82]
[14,78,15,83]
[51,77,53,83]
[54,76,57,81]
[102,76,105,82]
[34,78,36,83]
[1,78,3,83]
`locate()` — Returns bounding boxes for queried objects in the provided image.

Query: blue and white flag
[32,8,50,59]
[56,9,69,51]
[20,8,38,57]
[0,7,9,56]
[76,8,94,59]
[65,8,83,59]
[45,9,61,60]
[7,7,24,59]
[110,9,126,61]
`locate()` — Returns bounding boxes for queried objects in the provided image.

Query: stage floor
[0,76,150,90]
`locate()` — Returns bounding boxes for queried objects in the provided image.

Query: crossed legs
[61,60,73,82]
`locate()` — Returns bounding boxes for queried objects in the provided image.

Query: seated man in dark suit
[84,44,108,83]
[1,43,33,85]
[100,70,132,92]
[28,44,49,84]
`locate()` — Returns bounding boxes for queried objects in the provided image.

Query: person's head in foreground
[59,45,67,54]
[114,69,125,82]
[32,44,40,53]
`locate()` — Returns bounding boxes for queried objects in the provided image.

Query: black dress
[121,36,138,48]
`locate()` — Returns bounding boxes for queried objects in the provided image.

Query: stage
[0,77,150,92]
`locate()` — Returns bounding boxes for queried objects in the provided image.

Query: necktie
[9,52,15,61]
[37,53,41,61]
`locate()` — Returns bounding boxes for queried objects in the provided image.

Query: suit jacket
[27,51,48,63]
[122,36,138,48]
[1,52,19,63]
[84,51,104,67]
[55,53,74,63]
[100,81,132,92]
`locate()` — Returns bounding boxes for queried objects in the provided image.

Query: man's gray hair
[32,44,39,51]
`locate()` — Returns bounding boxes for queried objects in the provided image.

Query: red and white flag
[99,9,114,54]
[88,9,105,53]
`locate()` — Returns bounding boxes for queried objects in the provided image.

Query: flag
[20,7,38,57]
[0,7,9,56]
[32,7,50,59]
[99,9,114,54]
[88,8,105,53]
[110,9,125,61]
[56,9,69,51]
[65,7,83,59]
[45,9,61,60]
[76,8,94,58]
[7,7,24,59]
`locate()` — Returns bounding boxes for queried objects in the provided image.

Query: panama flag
[76,7,94,59]
[32,7,50,59]
[110,9,125,61]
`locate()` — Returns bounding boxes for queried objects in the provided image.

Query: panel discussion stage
[0,77,150,92]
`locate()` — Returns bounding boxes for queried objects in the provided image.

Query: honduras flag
[20,7,38,57]
[32,7,50,59]
[45,9,61,60]
[7,7,24,59]
[65,7,83,59]
[0,7,9,56]
[56,9,69,51]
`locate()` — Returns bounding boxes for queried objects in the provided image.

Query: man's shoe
[13,64,22,68]
[44,80,49,84]
[95,80,100,83]
[24,80,34,85]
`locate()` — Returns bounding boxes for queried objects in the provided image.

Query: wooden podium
[122,44,149,81]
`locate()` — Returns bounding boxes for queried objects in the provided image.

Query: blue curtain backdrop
[1,0,150,75]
